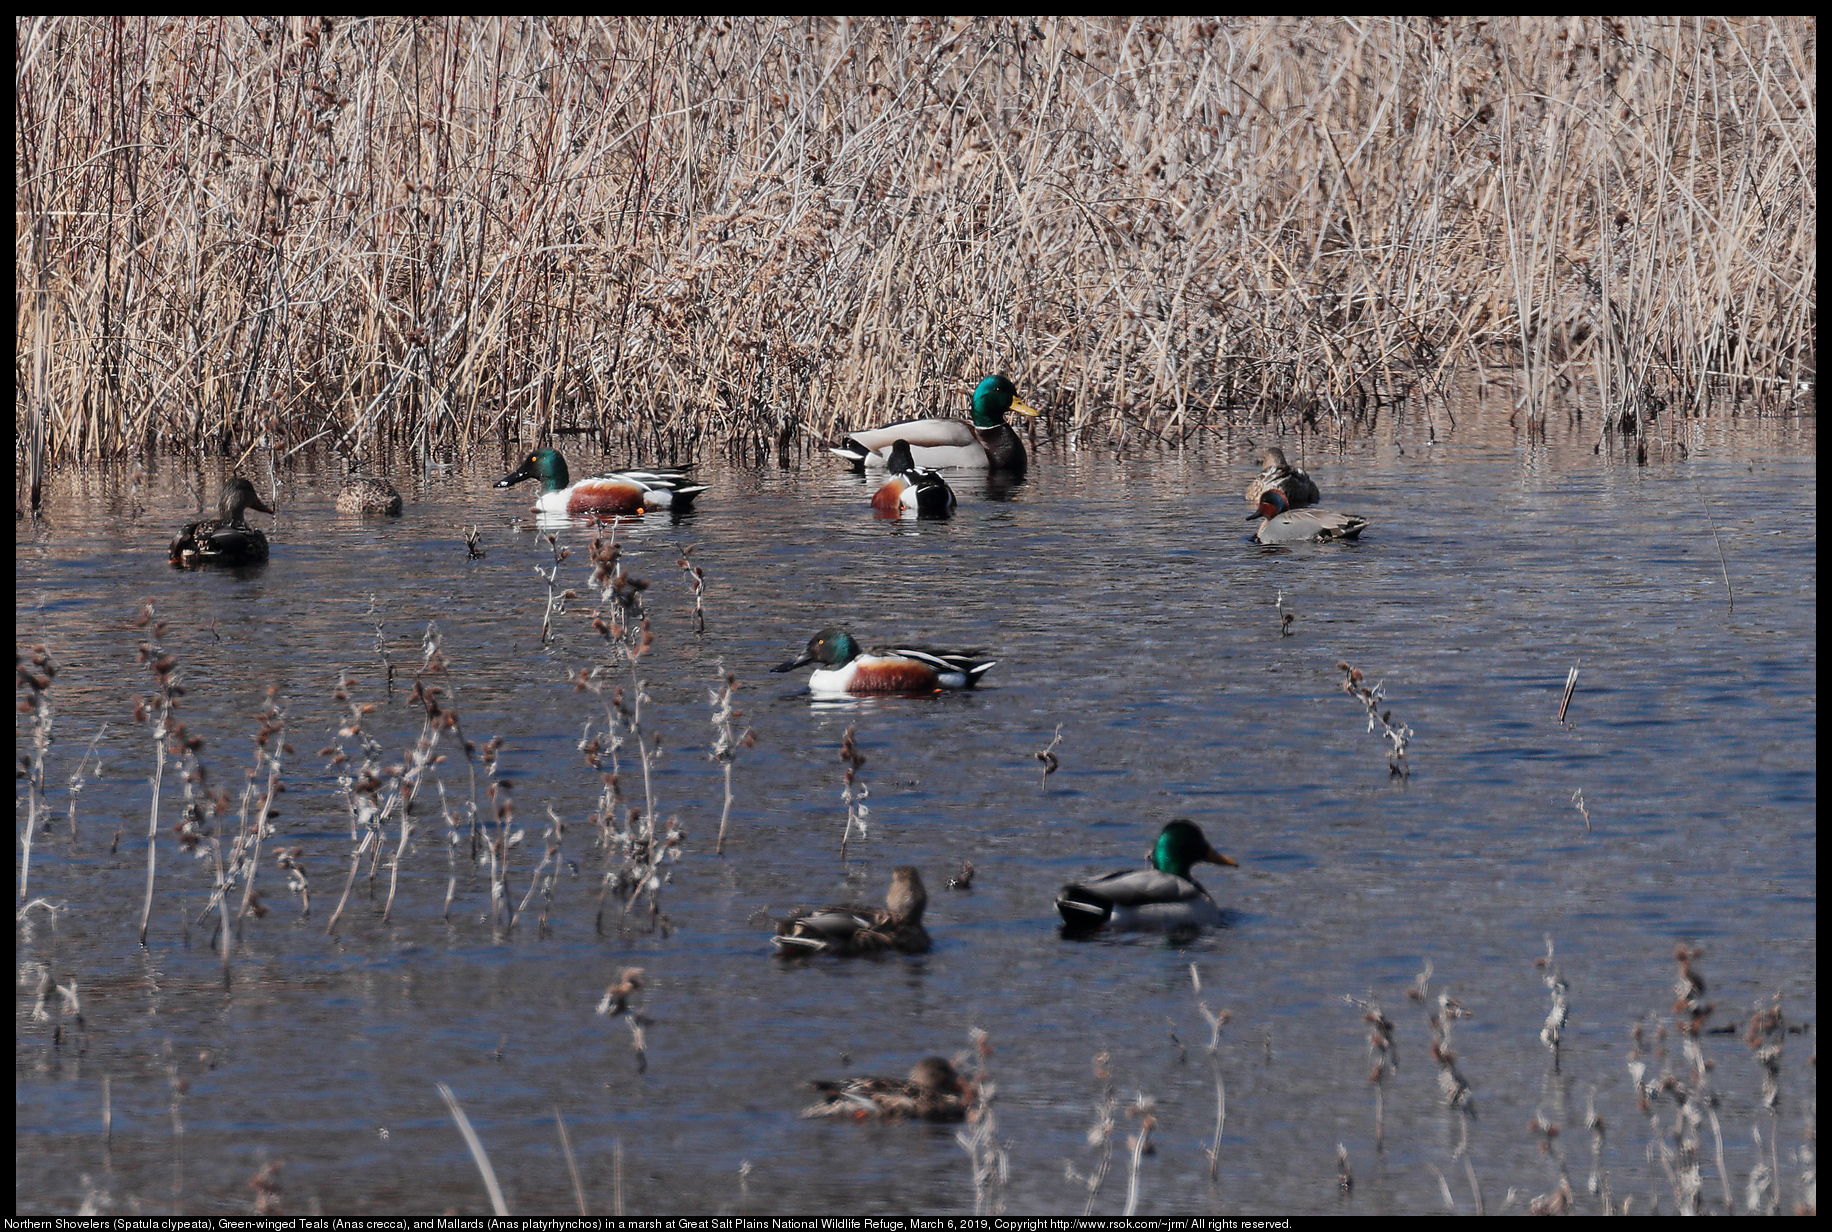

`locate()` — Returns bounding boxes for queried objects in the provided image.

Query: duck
[869,439,956,517]
[1247,489,1368,544]
[773,867,931,956]
[335,472,403,515]
[831,374,1040,473]
[1244,446,1322,509]
[771,628,996,694]
[169,478,274,567]
[1056,819,1238,933]
[494,449,707,516]
[802,1056,971,1122]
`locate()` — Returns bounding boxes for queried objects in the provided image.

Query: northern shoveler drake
[869,439,956,517]
[1057,819,1238,934]
[1247,489,1368,543]
[773,867,931,956]
[771,628,996,694]
[336,472,403,515]
[802,1056,971,1122]
[1245,446,1322,508]
[831,375,1041,473]
[494,449,707,516]
[169,478,273,567]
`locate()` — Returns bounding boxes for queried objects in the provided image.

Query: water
[15,406,1817,1215]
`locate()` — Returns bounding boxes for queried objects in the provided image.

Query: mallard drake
[335,472,403,515]
[802,1056,971,1122]
[870,439,956,517]
[169,478,274,567]
[1247,489,1368,544]
[771,628,996,694]
[1057,819,1238,933]
[1244,446,1322,509]
[494,449,707,516]
[831,375,1040,473]
[773,867,931,956]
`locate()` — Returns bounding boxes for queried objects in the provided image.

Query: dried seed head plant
[17,18,1811,467]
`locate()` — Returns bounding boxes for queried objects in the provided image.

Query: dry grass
[14,17,1815,470]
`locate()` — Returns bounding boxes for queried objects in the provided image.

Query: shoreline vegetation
[15,16,1816,485]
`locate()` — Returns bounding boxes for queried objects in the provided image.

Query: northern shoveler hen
[1057,819,1238,934]
[831,375,1040,473]
[1244,446,1322,509]
[336,472,403,515]
[802,1056,971,1122]
[771,628,996,694]
[494,449,707,516]
[1247,489,1368,544]
[773,867,931,956]
[169,478,274,567]
[869,439,956,517]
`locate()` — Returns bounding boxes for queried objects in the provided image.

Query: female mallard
[336,472,403,515]
[1247,489,1368,544]
[494,449,707,516]
[1244,446,1322,509]
[771,628,996,695]
[831,375,1040,473]
[773,867,931,956]
[870,439,956,517]
[802,1056,971,1122]
[169,478,274,567]
[1057,819,1238,933]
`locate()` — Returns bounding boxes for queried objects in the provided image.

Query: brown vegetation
[14,17,1816,471]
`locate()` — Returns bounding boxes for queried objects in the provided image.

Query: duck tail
[965,659,998,685]
[1055,888,1113,931]
[668,484,710,510]
[770,934,829,954]
[829,439,871,471]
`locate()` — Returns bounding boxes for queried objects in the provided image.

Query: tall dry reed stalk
[14,17,1813,472]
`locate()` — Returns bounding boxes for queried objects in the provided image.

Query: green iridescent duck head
[969,375,1041,429]
[1149,819,1238,880]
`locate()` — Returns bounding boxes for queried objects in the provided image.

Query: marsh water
[15,403,1817,1215]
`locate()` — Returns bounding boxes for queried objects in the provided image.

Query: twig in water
[677,544,706,633]
[554,1109,587,1215]
[1534,936,1569,1074]
[366,595,395,695]
[535,534,575,644]
[1690,479,1734,614]
[1347,991,1397,1149]
[436,1083,508,1215]
[955,1028,1007,1215]
[1336,661,1411,778]
[1065,1052,1118,1214]
[464,525,485,559]
[838,725,869,858]
[948,861,975,890]
[16,645,57,911]
[1190,965,1232,1179]
[1035,724,1063,787]
[1571,788,1592,834]
[1122,1094,1156,1216]
[708,668,756,855]
[1558,665,1579,725]
[1276,589,1296,637]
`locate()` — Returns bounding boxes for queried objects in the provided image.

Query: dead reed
[14,18,1813,478]
[1336,660,1412,777]
[837,724,869,858]
[954,1028,1008,1215]
[707,667,756,855]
